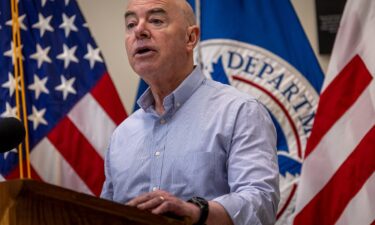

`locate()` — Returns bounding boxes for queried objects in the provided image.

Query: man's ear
[186,25,200,51]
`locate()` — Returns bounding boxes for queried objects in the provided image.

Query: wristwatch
[187,197,209,225]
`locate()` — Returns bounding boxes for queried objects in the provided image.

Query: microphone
[0,117,26,153]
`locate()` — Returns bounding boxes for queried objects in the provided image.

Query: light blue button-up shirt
[101,67,279,225]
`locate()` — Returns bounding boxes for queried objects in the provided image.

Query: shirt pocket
[171,151,222,198]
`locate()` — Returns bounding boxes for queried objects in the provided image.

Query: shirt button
[160,119,166,124]
[152,187,158,191]
[176,102,181,108]
[155,151,161,156]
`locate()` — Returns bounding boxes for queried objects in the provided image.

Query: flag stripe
[68,93,116,158]
[335,172,375,225]
[0,175,4,181]
[91,73,127,125]
[294,126,375,225]
[305,55,373,158]
[295,86,375,213]
[47,117,104,196]
[30,138,93,195]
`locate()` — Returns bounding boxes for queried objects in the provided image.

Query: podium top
[0,179,191,225]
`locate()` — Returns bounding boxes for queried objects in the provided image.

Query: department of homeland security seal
[198,39,320,224]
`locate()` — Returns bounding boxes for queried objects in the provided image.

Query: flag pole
[10,0,32,179]
[10,0,24,179]
[14,0,32,179]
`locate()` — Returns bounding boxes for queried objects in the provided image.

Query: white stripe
[325,0,375,92]
[68,93,116,158]
[295,87,375,213]
[30,138,93,195]
[353,0,375,78]
[360,27,375,78]
[0,174,4,181]
[335,172,375,225]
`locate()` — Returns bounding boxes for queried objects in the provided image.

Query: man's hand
[126,190,200,223]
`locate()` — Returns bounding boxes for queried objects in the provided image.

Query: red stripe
[91,72,127,125]
[371,219,375,225]
[47,117,104,196]
[232,75,303,157]
[294,125,375,225]
[304,55,372,158]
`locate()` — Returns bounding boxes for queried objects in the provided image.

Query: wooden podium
[0,179,191,225]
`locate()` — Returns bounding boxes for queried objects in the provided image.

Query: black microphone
[0,117,26,153]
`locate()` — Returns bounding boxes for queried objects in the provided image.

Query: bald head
[175,0,196,26]
[126,0,196,26]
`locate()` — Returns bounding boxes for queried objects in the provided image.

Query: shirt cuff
[212,193,246,224]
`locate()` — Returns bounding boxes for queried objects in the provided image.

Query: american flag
[0,0,127,196]
[294,0,375,224]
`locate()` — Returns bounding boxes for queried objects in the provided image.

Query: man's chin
[133,64,158,77]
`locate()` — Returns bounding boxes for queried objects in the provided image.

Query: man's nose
[134,21,151,39]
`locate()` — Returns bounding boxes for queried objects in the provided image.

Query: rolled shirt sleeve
[213,100,280,225]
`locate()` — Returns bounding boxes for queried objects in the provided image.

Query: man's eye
[126,22,136,30]
[150,19,163,25]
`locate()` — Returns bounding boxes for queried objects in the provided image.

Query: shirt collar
[137,66,205,113]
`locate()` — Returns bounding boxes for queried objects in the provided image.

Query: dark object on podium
[0,179,191,225]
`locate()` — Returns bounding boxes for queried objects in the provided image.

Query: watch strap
[187,196,209,225]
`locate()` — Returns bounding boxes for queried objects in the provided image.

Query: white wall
[291,0,331,73]
[77,0,138,112]
[77,0,330,113]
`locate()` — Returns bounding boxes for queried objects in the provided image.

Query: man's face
[124,0,189,78]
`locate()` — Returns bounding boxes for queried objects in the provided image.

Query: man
[101,0,280,224]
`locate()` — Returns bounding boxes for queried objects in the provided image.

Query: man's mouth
[134,47,156,56]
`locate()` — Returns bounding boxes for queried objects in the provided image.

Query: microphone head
[0,117,26,153]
